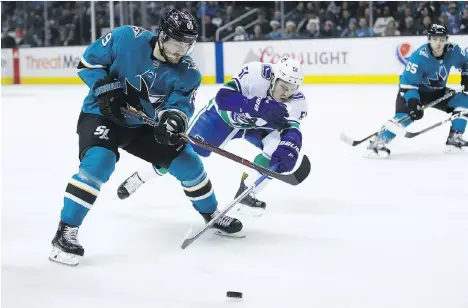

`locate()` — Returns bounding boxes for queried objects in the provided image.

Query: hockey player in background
[117,57,307,216]
[50,10,245,267]
[366,24,468,158]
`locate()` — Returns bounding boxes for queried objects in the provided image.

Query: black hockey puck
[226,291,243,299]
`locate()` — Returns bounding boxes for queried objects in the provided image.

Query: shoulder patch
[131,26,147,38]
[446,43,456,52]
[182,58,199,71]
[419,47,429,58]
[261,64,273,80]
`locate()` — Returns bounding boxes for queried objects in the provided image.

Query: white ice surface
[1,84,467,308]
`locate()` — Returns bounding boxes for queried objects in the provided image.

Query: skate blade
[445,145,468,154]
[363,149,390,159]
[49,246,81,266]
[214,229,246,238]
[236,205,265,217]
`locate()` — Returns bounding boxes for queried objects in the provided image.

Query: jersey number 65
[405,61,418,74]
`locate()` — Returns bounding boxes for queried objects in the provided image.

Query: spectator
[201,15,217,41]
[341,18,359,37]
[212,11,223,28]
[356,17,374,37]
[398,6,414,31]
[283,21,299,39]
[401,16,417,35]
[356,1,368,19]
[1,29,17,48]
[303,19,319,38]
[338,9,352,32]
[460,8,468,34]
[233,26,248,41]
[382,20,400,36]
[197,1,218,19]
[320,20,336,38]
[418,16,432,35]
[446,2,462,34]
[374,6,395,36]
[255,12,270,34]
[287,2,306,25]
[250,24,267,41]
[268,20,282,39]
[272,10,282,23]
[439,12,450,29]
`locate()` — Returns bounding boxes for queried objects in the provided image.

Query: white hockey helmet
[270,57,303,101]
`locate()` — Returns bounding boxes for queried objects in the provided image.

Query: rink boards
[2,35,467,85]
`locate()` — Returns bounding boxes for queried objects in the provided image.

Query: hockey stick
[404,109,468,138]
[120,107,311,186]
[340,86,465,146]
[180,165,278,250]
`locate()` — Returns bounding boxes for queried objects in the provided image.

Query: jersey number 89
[405,61,418,74]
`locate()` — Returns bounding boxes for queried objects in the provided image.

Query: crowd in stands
[2,1,468,48]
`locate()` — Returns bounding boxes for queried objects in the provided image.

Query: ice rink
[1,84,467,308]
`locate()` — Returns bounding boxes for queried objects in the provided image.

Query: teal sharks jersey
[399,43,468,102]
[77,25,201,127]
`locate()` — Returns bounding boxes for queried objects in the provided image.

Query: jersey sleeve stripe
[79,56,107,69]
[400,84,419,89]
[232,77,242,93]
[223,80,238,91]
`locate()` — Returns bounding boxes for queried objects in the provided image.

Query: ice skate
[49,221,84,266]
[364,136,391,158]
[117,172,145,199]
[445,130,468,153]
[234,176,266,217]
[200,210,245,238]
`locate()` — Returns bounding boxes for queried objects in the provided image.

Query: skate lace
[212,212,234,227]
[124,174,143,193]
[64,226,80,245]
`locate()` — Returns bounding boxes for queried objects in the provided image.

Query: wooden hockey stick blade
[404,110,468,138]
[121,108,311,186]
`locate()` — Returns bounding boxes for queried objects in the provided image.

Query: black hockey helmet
[158,9,198,63]
[427,24,448,39]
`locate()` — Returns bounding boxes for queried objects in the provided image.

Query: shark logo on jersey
[124,76,165,112]
[424,65,448,88]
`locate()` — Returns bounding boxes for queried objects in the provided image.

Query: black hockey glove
[153,110,188,145]
[407,98,424,120]
[94,76,127,122]
[461,73,468,92]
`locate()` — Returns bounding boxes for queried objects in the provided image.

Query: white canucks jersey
[215,61,308,130]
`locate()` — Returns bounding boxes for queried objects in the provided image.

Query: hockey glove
[153,110,188,145]
[461,73,468,93]
[94,76,128,122]
[270,129,302,173]
[245,97,289,129]
[407,98,424,120]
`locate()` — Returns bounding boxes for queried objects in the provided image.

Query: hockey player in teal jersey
[366,24,468,158]
[49,10,243,267]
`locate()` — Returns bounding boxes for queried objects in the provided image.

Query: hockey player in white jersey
[117,57,308,216]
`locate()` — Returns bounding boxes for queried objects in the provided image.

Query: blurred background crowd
[2,1,468,49]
